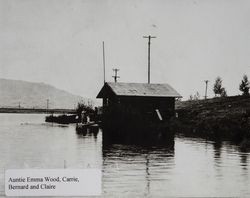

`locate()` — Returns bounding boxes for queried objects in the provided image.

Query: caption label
[5,169,101,196]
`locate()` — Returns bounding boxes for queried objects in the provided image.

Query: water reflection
[0,114,250,197]
[102,141,175,197]
[76,127,250,197]
[240,153,248,167]
[76,127,176,196]
[213,141,222,160]
[213,141,222,178]
[76,126,98,139]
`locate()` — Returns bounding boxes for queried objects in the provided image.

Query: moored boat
[45,114,79,124]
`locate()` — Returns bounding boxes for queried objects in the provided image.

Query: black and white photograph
[1,0,250,197]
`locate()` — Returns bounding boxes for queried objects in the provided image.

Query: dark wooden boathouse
[97,82,181,143]
[97,82,181,119]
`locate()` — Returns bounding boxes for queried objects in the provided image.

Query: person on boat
[81,111,87,123]
[86,115,90,123]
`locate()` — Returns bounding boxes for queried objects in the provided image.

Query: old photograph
[1,0,250,197]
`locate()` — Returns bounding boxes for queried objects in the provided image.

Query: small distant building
[97,82,181,120]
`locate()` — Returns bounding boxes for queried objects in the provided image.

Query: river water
[0,113,249,197]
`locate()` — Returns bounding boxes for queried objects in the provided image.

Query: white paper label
[5,169,101,196]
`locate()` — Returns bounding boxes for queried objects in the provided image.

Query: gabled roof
[96,82,182,98]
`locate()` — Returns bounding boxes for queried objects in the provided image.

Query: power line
[143,35,156,84]
[112,68,120,83]
[204,80,209,99]
[46,99,49,113]
[102,41,106,84]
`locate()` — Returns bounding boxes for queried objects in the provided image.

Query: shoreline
[172,95,250,150]
[0,108,75,114]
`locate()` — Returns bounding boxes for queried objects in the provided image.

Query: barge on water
[96,82,182,144]
[45,114,79,124]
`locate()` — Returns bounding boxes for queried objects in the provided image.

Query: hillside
[0,78,90,109]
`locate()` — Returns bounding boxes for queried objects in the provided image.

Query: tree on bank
[220,87,227,97]
[76,101,94,118]
[239,74,249,96]
[213,76,227,97]
[189,91,200,101]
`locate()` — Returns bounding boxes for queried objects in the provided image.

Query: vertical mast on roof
[143,35,156,84]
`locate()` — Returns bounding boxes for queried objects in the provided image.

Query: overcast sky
[1,0,250,100]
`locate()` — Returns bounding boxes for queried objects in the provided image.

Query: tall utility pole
[143,35,156,84]
[102,41,106,84]
[112,68,120,83]
[46,99,49,112]
[204,80,209,99]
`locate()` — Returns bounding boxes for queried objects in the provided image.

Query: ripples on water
[0,114,249,197]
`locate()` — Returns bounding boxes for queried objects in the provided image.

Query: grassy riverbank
[173,96,250,149]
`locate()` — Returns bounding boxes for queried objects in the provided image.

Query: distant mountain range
[0,78,91,109]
